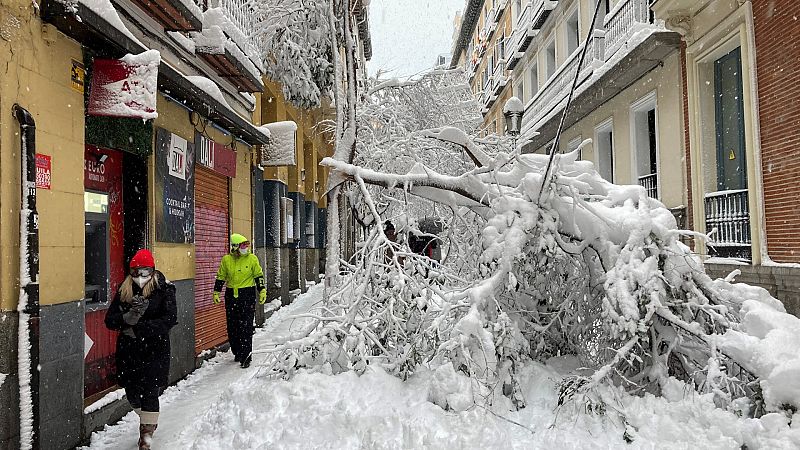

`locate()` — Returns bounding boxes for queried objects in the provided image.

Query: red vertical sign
[35,154,51,190]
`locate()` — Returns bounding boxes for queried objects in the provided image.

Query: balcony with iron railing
[704,189,751,260]
[491,59,508,95]
[190,0,264,92]
[520,0,671,140]
[638,173,658,198]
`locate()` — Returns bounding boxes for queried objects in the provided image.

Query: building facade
[0,0,369,448]
[454,0,800,313]
[653,0,800,313]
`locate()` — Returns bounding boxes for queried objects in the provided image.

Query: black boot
[241,355,251,368]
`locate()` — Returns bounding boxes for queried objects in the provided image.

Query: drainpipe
[13,104,40,450]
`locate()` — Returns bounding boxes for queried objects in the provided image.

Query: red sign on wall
[36,154,51,190]
[87,51,160,120]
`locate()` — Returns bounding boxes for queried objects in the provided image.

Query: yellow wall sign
[70,59,85,93]
[729,149,736,160]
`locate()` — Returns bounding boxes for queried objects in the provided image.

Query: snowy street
[83,284,800,449]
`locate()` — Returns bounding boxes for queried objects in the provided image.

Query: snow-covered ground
[84,283,800,449]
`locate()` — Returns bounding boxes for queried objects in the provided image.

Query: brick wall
[753,0,800,263]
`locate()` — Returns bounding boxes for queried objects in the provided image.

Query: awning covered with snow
[42,0,270,147]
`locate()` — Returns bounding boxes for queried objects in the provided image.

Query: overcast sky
[367,0,464,78]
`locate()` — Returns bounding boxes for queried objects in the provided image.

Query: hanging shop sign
[155,128,195,243]
[88,50,160,120]
[35,154,51,190]
[259,121,297,166]
[196,132,237,178]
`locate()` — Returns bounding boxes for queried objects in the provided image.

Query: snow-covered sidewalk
[82,284,325,449]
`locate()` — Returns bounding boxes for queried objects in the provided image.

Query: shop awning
[41,0,270,147]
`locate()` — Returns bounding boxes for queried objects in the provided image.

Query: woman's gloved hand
[259,289,267,304]
[123,295,149,325]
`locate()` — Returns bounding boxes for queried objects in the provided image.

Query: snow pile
[190,8,263,85]
[84,388,126,414]
[259,121,297,166]
[167,31,195,54]
[186,75,232,110]
[179,361,800,449]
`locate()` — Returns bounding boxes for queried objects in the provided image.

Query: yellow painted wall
[0,5,85,308]
[230,142,253,238]
[151,93,254,279]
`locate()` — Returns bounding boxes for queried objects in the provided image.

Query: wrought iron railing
[638,173,658,198]
[521,47,580,129]
[704,189,751,250]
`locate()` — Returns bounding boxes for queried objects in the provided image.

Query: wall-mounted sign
[196,132,237,178]
[71,59,85,94]
[35,154,51,190]
[259,121,297,166]
[155,128,195,243]
[88,50,160,120]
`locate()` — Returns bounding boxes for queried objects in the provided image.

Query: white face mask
[134,276,152,288]
[239,248,250,255]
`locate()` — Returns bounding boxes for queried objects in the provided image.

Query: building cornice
[449,0,485,69]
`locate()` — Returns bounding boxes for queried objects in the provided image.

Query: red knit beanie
[130,249,155,269]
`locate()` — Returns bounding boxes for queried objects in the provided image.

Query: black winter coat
[105,271,177,389]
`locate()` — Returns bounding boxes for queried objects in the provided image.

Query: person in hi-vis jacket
[213,233,266,368]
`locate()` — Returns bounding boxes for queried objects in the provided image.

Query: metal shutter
[194,166,230,354]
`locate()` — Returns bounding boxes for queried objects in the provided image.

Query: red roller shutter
[194,166,230,354]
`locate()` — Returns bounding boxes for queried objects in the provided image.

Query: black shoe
[233,354,241,363]
[240,356,251,368]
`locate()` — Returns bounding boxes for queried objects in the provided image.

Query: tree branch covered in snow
[263,69,800,422]
[252,0,336,109]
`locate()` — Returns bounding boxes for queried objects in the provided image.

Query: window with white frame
[631,92,658,198]
[529,63,539,100]
[566,9,580,55]
[595,119,614,182]
[516,82,524,101]
[545,39,556,79]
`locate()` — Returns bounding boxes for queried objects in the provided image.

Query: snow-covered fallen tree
[257,70,800,424]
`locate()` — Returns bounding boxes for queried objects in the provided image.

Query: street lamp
[503,96,524,153]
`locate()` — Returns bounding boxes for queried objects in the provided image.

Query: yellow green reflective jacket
[215,253,264,298]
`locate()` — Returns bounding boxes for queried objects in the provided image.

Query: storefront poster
[155,128,195,243]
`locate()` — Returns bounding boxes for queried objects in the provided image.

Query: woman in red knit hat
[105,249,177,450]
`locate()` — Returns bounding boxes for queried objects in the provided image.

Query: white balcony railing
[603,0,650,59]
[531,0,558,29]
[492,60,507,94]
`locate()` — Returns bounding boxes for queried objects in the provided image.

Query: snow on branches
[251,0,336,109]
[260,70,800,422]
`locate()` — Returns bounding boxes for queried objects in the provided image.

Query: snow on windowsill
[84,388,126,414]
[704,257,749,266]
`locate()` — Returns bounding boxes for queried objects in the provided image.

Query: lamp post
[503,96,523,154]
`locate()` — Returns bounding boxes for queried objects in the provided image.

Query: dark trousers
[225,287,256,361]
[125,385,160,412]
